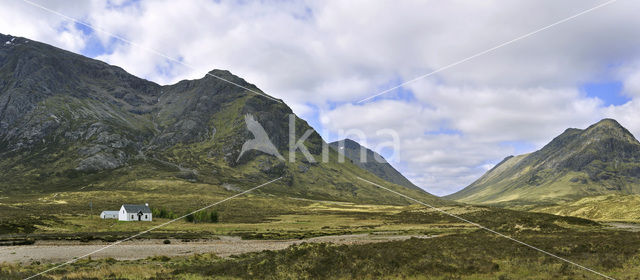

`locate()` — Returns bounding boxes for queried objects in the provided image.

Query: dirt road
[0,234,435,264]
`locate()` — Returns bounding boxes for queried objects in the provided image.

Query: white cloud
[603,100,640,138]
[0,0,91,52]
[322,83,605,195]
[617,61,640,100]
[3,0,640,195]
[321,100,438,138]
[622,71,640,98]
[411,82,604,143]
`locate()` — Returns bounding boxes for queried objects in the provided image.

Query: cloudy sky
[2,0,640,195]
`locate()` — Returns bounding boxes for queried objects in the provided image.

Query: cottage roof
[101,210,119,215]
[121,204,151,213]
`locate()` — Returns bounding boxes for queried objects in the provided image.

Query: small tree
[185,213,194,223]
[183,210,219,223]
[210,211,219,223]
[152,208,173,219]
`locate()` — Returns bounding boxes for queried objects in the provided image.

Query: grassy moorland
[3,193,629,279]
[0,185,601,242]
[1,164,631,280]
[2,211,638,279]
[0,195,469,245]
[531,194,640,222]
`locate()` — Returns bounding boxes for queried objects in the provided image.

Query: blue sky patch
[500,140,536,155]
[361,77,417,104]
[581,81,629,106]
[424,127,462,136]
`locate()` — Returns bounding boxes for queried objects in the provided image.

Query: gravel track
[0,234,436,264]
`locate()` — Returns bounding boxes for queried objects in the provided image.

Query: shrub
[210,211,218,223]
[152,208,178,219]
[185,214,194,223]
[185,210,218,223]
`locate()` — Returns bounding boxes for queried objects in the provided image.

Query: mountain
[446,119,640,205]
[0,33,440,207]
[329,139,421,191]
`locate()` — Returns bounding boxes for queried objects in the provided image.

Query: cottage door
[137,211,143,221]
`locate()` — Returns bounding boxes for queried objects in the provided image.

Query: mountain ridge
[446,118,640,205]
[329,138,422,191]
[0,33,441,207]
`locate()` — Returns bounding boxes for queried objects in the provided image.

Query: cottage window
[131,215,134,219]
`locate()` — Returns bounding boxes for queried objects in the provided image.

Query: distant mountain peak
[199,69,248,84]
[582,118,637,142]
[447,119,640,205]
[329,139,423,191]
[339,138,364,150]
[208,69,233,75]
[591,118,623,127]
[560,119,628,135]
[195,69,278,101]
[205,69,242,81]
[584,118,627,133]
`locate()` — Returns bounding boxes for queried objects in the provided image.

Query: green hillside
[532,194,640,221]
[446,119,640,205]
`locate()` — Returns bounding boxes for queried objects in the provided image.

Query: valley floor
[0,233,437,264]
[2,194,638,279]
[4,229,640,280]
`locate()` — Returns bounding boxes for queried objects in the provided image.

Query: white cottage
[118,203,152,221]
[100,211,119,219]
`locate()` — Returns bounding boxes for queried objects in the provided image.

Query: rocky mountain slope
[0,33,438,207]
[329,139,421,190]
[446,119,640,205]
